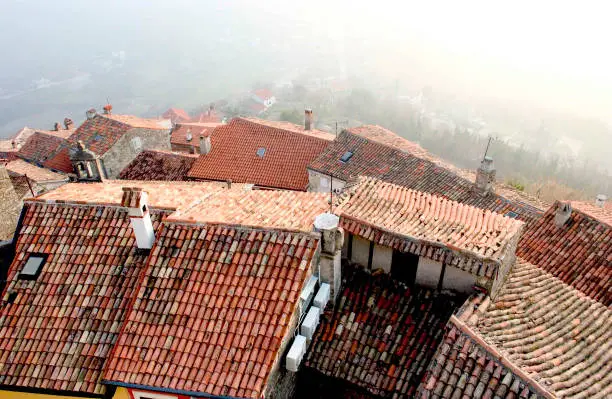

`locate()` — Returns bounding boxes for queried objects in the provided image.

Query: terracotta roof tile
[162,108,192,124]
[253,89,274,100]
[0,203,163,394]
[32,180,249,210]
[103,223,319,398]
[168,190,329,231]
[570,200,612,226]
[104,114,172,130]
[335,177,523,276]
[188,118,333,190]
[309,130,545,223]
[118,150,198,181]
[5,159,69,183]
[305,265,465,397]
[517,201,612,305]
[17,132,67,167]
[170,122,221,148]
[420,259,612,399]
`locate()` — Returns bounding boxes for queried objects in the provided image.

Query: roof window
[19,254,47,280]
[505,211,519,219]
[340,151,353,163]
[256,148,266,158]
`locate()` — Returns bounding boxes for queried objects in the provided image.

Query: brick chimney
[199,135,212,155]
[313,213,344,303]
[554,202,572,228]
[475,156,496,195]
[64,118,74,130]
[304,109,313,131]
[53,122,62,131]
[103,104,113,115]
[121,187,155,249]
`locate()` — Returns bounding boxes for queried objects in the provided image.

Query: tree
[279,109,302,125]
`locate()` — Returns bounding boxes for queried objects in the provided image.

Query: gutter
[102,381,245,399]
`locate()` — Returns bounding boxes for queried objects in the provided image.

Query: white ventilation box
[313,283,330,309]
[300,276,318,309]
[301,306,321,339]
[286,335,307,372]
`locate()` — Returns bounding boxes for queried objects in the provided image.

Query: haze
[1,0,611,181]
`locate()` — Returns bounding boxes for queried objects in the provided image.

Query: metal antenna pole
[483,136,493,161]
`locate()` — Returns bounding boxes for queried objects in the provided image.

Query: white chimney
[185,128,193,142]
[554,202,572,228]
[304,109,313,131]
[595,194,607,208]
[199,135,211,154]
[86,108,97,120]
[122,187,155,249]
[313,213,343,303]
[475,156,496,195]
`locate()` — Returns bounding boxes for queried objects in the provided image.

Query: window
[130,136,143,152]
[19,254,47,280]
[130,389,178,399]
[340,151,353,163]
[256,147,266,158]
[505,211,519,219]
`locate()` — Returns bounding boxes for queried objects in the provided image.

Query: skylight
[505,211,519,219]
[19,254,47,280]
[256,148,266,158]
[340,151,353,163]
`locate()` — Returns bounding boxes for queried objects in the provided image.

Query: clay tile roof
[517,201,612,305]
[305,265,465,397]
[168,190,329,231]
[335,177,523,269]
[253,88,274,99]
[309,129,546,223]
[32,180,249,211]
[570,200,612,226]
[103,223,320,399]
[187,117,334,190]
[118,150,198,181]
[5,159,69,183]
[103,114,172,130]
[162,107,192,123]
[170,122,221,147]
[422,259,612,399]
[17,132,67,166]
[0,202,165,394]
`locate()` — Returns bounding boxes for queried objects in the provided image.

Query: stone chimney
[185,128,193,142]
[122,187,155,249]
[199,135,212,155]
[595,194,607,208]
[304,109,313,131]
[554,202,572,228]
[86,108,97,120]
[64,118,74,130]
[103,104,113,115]
[475,156,496,195]
[313,213,344,303]
[53,122,62,131]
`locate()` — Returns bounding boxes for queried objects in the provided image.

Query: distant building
[192,103,222,123]
[170,122,221,153]
[5,159,69,197]
[251,88,276,108]
[161,107,192,124]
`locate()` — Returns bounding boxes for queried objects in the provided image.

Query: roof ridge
[163,217,321,236]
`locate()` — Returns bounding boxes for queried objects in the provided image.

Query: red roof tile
[305,265,465,397]
[420,259,612,399]
[570,200,612,226]
[309,130,545,223]
[335,177,524,277]
[103,223,319,398]
[118,150,198,181]
[0,203,164,394]
[253,89,274,100]
[188,118,333,190]
[170,122,221,148]
[162,108,192,124]
[17,132,67,166]
[517,201,612,305]
[104,114,172,130]
[42,147,73,174]
[5,159,69,183]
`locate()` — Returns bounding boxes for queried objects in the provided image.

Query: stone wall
[102,128,171,178]
[490,224,523,298]
[0,166,21,242]
[307,169,346,193]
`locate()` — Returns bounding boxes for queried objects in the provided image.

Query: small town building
[307,125,546,224]
[16,127,74,174]
[45,108,172,179]
[187,116,334,191]
[5,158,70,196]
[118,149,199,181]
[170,122,221,153]
[251,88,276,108]
[162,107,192,124]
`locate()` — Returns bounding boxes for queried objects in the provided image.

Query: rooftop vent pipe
[122,187,155,249]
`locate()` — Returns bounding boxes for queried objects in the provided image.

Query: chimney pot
[122,187,155,249]
[199,135,212,155]
[475,156,496,195]
[185,128,193,142]
[595,194,607,208]
[64,118,74,130]
[313,213,343,303]
[86,108,97,120]
[304,109,313,131]
[227,179,232,189]
[103,104,113,115]
[554,202,572,228]
[54,122,62,131]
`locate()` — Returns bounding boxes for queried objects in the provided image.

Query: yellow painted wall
[112,387,130,399]
[0,390,88,399]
